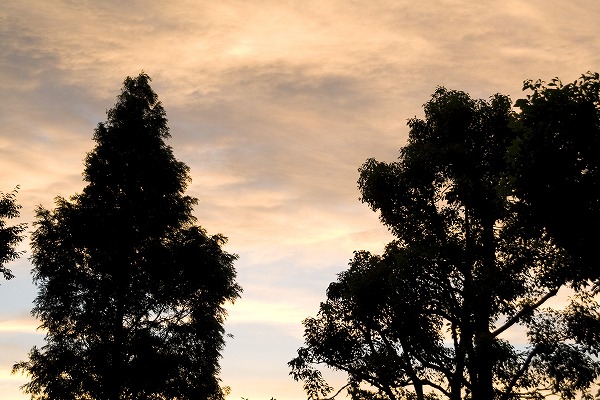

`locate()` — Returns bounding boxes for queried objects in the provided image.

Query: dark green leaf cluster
[13,73,241,400]
[0,186,26,280]
[291,78,600,400]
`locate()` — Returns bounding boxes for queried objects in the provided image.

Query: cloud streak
[0,318,41,334]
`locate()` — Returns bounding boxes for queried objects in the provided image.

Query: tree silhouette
[14,73,241,400]
[290,86,600,400]
[510,71,600,284]
[0,186,26,281]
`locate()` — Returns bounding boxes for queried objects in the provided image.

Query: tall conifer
[15,73,241,400]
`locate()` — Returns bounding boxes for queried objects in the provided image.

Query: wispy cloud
[0,318,41,334]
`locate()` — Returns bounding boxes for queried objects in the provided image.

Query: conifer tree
[15,73,241,400]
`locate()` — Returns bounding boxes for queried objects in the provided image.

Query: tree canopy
[510,71,600,283]
[290,80,600,400]
[14,73,241,400]
[0,187,26,281]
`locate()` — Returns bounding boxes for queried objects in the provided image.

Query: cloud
[226,298,308,326]
[0,318,41,334]
[1,1,600,399]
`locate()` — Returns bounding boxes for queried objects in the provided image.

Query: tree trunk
[471,219,497,400]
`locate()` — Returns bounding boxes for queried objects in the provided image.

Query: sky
[0,1,599,399]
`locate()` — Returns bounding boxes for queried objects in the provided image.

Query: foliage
[510,71,600,283]
[241,398,277,400]
[0,186,26,280]
[14,73,242,400]
[290,85,600,400]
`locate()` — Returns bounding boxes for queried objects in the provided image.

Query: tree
[290,87,600,400]
[14,73,242,400]
[510,71,600,283]
[0,186,26,280]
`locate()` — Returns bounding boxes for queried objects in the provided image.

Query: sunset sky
[1,1,599,399]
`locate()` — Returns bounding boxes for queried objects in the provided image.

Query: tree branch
[321,382,351,400]
[500,345,539,400]
[421,378,452,398]
[491,288,558,338]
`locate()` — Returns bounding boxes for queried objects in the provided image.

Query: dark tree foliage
[0,186,26,280]
[290,86,600,400]
[510,72,600,283]
[14,73,242,400]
